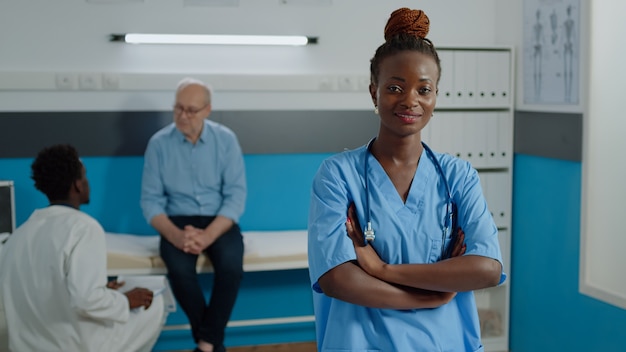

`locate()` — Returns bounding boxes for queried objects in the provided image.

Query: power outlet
[79,73,101,90]
[102,73,120,90]
[318,77,336,91]
[55,73,77,90]
[337,76,357,91]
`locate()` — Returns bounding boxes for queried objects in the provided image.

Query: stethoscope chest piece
[364,221,375,242]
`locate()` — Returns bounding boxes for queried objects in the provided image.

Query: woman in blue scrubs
[308,7,506,351]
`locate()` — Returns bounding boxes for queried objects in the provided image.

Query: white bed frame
[105,230,314,331]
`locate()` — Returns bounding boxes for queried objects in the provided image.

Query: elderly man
[141,77,247,352]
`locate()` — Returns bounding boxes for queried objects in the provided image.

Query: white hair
[176,77,213,104]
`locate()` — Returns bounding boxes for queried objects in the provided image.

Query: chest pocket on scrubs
[427,237,444,263]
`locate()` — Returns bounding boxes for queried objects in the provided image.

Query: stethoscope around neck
[363,138,456,257]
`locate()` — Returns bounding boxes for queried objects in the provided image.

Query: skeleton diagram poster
[523,0,579,105]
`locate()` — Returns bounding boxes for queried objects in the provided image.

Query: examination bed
[105,230,309,276]
[106,230,313,336]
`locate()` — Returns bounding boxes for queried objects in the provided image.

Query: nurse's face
[369,51,439,138]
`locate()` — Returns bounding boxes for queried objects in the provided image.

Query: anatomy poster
[523,0,579,105]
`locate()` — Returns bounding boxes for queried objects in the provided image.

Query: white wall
[0,0,505,111]
[579,0,626,310]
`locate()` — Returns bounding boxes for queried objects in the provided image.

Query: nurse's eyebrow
[389,76,433,83]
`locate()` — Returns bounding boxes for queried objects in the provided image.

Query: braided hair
[31,144,82,201]
[370,8,441,85]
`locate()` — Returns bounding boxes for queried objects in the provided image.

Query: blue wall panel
[0,153,332,233]
[241,154,330,231]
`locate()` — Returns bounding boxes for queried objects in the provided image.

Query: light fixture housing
[110,33,318,46]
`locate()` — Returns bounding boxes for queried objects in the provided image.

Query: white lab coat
[0,206,164,352]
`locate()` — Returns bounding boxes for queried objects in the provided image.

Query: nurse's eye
[387,85,403,93]
[419,86,433,95]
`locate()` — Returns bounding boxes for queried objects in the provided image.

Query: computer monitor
[0,181,15,234]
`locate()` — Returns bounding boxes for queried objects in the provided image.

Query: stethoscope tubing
[363,138,454,257]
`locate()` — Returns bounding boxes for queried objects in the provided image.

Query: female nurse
[307,7,506,352]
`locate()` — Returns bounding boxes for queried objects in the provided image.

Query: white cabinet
[425,47,513,352]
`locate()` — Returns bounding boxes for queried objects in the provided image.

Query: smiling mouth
[396,112,421,123]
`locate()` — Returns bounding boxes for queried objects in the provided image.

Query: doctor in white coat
[0,144,165,352]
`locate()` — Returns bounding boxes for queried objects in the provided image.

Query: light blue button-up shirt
[140,120,246,224]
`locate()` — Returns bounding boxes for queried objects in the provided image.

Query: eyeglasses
[173,104,208,116]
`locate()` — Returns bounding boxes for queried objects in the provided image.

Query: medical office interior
[1,0,625,351]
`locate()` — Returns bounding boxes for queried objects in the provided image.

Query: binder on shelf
[437,50,455,108]
[476,51,494,107]
[484,112,500,168]
[461,51,479,107]
[497,112,513,166]
[494,51,512,107]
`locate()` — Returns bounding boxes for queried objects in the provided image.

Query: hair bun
[384,7,430,42]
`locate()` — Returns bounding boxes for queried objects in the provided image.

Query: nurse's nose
[402,91,420,110]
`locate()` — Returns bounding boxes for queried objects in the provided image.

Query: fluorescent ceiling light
[183,0,239,6]
[110,34,317,46]
[279,0,332,6]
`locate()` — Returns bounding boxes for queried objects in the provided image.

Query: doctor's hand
[346,203,386,279]
[125,287,154,310]
[106,279,125,290]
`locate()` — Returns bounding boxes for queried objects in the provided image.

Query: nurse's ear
[369,82,378,107]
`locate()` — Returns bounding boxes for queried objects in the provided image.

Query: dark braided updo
[370,8,441,85]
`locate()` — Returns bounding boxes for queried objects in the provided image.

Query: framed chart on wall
[522,0,582,112]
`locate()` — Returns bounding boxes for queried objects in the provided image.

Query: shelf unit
[424,47,513,352]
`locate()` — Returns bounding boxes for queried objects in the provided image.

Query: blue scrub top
[307,143,505,352]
